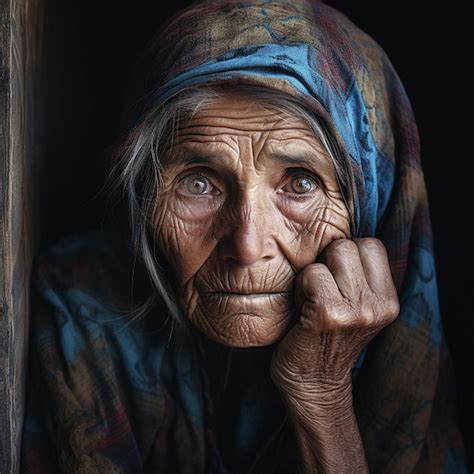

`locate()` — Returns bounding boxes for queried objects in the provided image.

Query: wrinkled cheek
[280,203,351,270]
[154,204,217,283]
[316,218,350,254]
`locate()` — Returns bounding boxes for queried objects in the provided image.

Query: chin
[189,292,295,347]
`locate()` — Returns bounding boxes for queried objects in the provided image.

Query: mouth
[209,291,290,299]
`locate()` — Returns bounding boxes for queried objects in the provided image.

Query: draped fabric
[21,1,467,472]
[20,230,296,473]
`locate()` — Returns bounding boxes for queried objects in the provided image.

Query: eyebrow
[268,153,326,167]
[175,154,223,165]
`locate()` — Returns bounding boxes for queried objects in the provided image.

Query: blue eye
[184,175,211,194]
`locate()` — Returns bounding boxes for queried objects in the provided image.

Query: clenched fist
[271,237,400,401]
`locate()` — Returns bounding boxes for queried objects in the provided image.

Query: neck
[192,330,278,397]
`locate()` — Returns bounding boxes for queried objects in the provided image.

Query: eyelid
[283,168,321,186]
[178,165,218,179]
[284,167,320,178]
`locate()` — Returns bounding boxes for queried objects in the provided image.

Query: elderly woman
[21,0,467,473]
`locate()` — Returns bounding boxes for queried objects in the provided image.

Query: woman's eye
[180,174,216,195]
[290,176,316,194]
[282,174,319,195]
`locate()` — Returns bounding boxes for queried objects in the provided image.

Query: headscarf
[122,0,466,470]
[21,1,467,473]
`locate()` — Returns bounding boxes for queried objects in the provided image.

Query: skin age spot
[153,94,351,347]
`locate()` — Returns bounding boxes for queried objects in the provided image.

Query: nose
[217,200,278,267]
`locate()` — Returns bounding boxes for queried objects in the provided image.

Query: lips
[212,291,289,295]
[207,291,290,299]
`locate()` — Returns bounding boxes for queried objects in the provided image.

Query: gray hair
[107,84,357,327]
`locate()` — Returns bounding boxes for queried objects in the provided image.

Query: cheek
[153,194,218,282]
[276,193,350,270]
[154,188,350,282]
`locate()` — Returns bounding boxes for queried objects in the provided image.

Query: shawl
[21,1,468,472]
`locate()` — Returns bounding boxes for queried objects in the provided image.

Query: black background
[36,0,472,466]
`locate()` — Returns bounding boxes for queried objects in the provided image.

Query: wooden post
[1,0,41,471]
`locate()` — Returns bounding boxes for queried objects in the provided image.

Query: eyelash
[178,167,320,198]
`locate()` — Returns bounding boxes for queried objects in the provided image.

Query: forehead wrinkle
[179,122,309,135]
[175,131,277,176]
[173,135,240,157]
[170,106,334,177]
[236,135,258,175]
[250,130,272,171]
[177,122,281,137]
[178,110,295,135]
[185,112,280,124]
[265,136,335,174]
[188,105,282,125]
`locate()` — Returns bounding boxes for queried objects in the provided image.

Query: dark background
[35,0,472,466]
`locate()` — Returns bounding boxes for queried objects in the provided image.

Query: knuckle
[324,319,343,332]
[323,314,345,332]
[296,264,330,301]
[297,263,327,285]
[357,237,387,254]
[330,238,356,252]
[309,262,329,274]
[324,239,357,262]
[358,305,376,326]
[385,295,400,321]
[322,306,354,330]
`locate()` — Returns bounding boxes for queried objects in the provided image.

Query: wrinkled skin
[154,94,400,473]
[154,95,351,347]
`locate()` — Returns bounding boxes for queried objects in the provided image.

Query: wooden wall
[0,0,42,472]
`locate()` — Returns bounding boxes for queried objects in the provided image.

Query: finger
[295,262,344,330]
[317,239,368,299]
[354,238,394,294]
[355,238,400,323]
[296,262,340,304]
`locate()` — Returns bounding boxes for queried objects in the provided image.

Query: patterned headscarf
[122,0,465,470]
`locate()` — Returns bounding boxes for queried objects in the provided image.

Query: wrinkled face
[154,94,350,347]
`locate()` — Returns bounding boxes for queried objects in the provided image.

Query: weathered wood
[1,0,41,471]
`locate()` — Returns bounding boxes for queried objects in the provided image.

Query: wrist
[277,379,353,414]
[279,386,367,474]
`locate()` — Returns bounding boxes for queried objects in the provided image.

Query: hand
[271,238,400,404]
